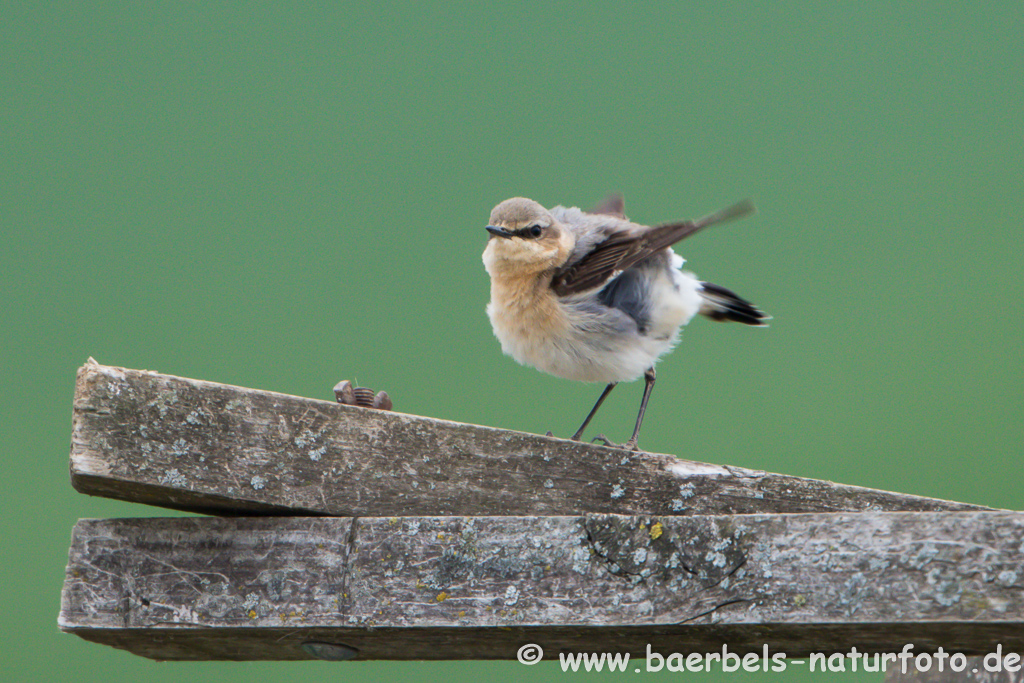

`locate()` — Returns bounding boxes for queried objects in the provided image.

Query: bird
[481,193,768,451]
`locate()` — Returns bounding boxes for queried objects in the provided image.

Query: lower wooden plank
[60,512,1024,660]
[67,625,1024,665]
[886,657,1024,682]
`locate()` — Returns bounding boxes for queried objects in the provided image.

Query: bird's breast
[487,275,637,382]
[487,277,569,348]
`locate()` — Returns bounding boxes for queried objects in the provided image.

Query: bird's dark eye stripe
[517,225,543,238]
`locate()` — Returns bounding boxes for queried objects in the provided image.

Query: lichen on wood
[69,361,988,518]
[59,511,1024,661]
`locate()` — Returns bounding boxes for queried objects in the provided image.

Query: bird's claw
[591,434,640,451]
[544,430,555,437]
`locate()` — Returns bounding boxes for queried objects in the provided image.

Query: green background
[3,3,1021,682]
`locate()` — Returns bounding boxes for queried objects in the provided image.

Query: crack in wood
[59,512,1024,660]
[677,597,752,625]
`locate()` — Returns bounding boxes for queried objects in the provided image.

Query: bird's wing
[588,193,626,220]
[550,200,755,297]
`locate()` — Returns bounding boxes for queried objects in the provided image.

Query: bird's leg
[623,367,656,451]
[570,382,617,441]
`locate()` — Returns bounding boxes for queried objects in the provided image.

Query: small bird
[482,194,768,451]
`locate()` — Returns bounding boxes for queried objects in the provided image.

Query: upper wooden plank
[70,361,989,516]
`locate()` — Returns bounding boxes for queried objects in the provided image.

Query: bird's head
[482,197,574,278]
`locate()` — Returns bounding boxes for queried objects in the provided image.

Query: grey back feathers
[549,206,630,270]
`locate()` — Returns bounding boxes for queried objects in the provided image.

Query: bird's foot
[591,434,640,451]
[544,430,555,437]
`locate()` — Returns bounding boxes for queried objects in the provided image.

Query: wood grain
[69,361,988,517]
[60,511,1024,660]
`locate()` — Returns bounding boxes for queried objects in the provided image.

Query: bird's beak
[486,225,513,239]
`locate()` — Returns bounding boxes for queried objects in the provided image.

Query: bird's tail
[698,282,770,326]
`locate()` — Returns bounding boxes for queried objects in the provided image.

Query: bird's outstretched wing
[550,199,755,297]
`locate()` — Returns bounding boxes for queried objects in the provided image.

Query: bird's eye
[528,225,543,238]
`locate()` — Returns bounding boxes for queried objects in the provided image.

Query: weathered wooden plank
[887,659,1024,682]
[59,511,1024,660]
[70,361,988,516]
